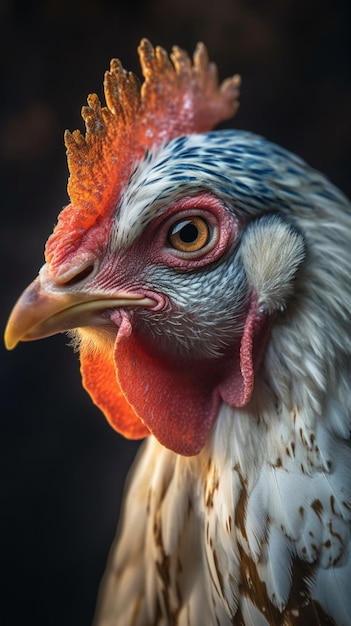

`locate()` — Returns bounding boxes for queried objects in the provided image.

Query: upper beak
[4,268,156,350]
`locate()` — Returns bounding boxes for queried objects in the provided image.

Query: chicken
[5,39,351,625]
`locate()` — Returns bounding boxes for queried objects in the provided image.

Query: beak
[4,268,156,350]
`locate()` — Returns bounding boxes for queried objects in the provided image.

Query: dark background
[1,1,350,624]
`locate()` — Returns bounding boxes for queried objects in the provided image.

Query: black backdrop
[1,1,350,624]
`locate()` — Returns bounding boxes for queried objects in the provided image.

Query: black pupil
[179,222,199,243]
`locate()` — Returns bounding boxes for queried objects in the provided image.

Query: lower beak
[4,274,155,350]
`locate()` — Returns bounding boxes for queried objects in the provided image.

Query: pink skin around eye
[146,192,240,270]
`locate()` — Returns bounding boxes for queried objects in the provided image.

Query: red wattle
[114,331,225,456]
[218,296,273,407]
[79,295,272,455]
[80,342,150,439]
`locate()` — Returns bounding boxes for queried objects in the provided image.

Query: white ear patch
[240,215,306,313]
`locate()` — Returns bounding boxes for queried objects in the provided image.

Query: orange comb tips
[137,39,241,133]
[64,39,241,222]
[45,41,240,269]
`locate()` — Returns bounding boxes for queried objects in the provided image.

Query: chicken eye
[168,217,210,252]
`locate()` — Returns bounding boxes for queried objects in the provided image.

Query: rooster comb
[45,39,240,267]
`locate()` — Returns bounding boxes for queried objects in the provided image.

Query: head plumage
[45,39,241,270]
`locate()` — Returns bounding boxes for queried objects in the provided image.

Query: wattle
[80,297,272,455]
[114,328,231,455]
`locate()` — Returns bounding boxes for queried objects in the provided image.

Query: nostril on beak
[63,264,95,286]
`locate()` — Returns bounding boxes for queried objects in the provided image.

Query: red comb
[45,39,240,270]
